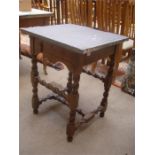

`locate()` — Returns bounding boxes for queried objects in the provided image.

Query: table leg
[100,52,115,117]
[66,72,80,142]
[31,38,39,114]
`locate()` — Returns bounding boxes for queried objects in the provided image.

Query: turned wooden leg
[66,72,80,142]
[100,52,115,117]
[31,37,39,114]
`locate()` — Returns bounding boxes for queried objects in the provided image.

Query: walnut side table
[21,24,128,142]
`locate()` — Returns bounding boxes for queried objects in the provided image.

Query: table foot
[67,136,73,142]
[99,112,105,118]
[33,109,38,114]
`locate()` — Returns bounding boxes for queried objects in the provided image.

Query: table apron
[83,46,116,65]
[37,40,117,72]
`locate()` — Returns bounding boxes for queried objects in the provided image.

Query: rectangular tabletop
[20,24,128,54]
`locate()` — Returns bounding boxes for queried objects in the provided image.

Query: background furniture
[21,24,127,142]
[19,8,52,27]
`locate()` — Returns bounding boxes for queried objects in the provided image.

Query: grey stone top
[21,24,128,54]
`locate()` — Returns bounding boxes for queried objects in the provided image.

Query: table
[21,24,128,142]
[19,8,53,27]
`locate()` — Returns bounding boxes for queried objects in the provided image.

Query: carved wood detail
[30,37,39,114]
[37,77,68,100]
[39,93,85,116]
